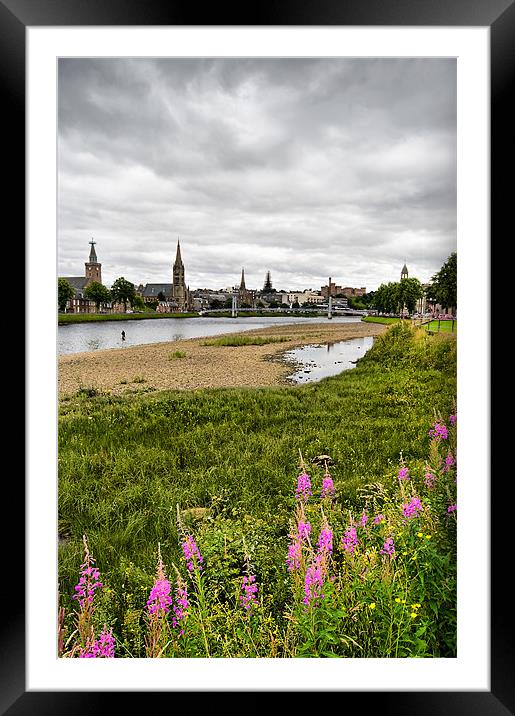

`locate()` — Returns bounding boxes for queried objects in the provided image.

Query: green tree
[372,282,399,314]
[84,281,112,312]
[58,278,75,312]
[132,295,146,311]
[110,277,136,313]
[430,252,457,314]
[398,277,423,315]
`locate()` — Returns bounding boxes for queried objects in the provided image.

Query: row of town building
[59,239,373,314]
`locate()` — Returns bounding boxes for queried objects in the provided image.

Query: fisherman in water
[121,330,126,341]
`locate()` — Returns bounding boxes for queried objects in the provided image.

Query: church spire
[175,238,183,266]
[240,268,246,290]
[89,238,98,263]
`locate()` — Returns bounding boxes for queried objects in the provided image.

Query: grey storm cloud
[58,57,456,291]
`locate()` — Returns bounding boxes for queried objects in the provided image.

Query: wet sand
[58,320,387,399]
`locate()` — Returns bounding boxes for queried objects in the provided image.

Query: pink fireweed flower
[443,452,455,472]
[321,473,335,499]
[147,558,172,615]
[358,511,368,527]
[402,496,423,520]
[429,421,448,441]
[342,526,359,555]
[295,472,312,502]
[447,503,457,513]
[373,514,385,525]
[398,466,410,481]
[171,581,189,632]
[286,539,302,572]
[79,627,116,658]
[73,562,103,608]
[317,527,333,556]
[181,535,203,572]
[297,521,311,540]
[424,471,436,489]
[380,537,396,558]
[286,519,311,572]
[94,627,116,657]
[449,414,457,426]
[240,575,259,615]
[303,555,325,606]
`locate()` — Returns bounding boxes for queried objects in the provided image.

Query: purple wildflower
[240,575,259,615]
[94,627,116,657]
[429,422,448,441]
[321,473,335,499]
[447,503,457,513]
[317,527,333,556]
[181,535,203,573]
[402,496,423,520]
[286,539,302,572]
[297,521,311,540]
[449,414,457,426]
[380,537,396,558]
[373,514,385,525]
[295,472,312,502]
[171,580,189,632]
[73,563,103,609]
[443,452,455,472]
[398,466,410,481]
[303,556,325,606]
[424,470,436,489]
[342,526,359,555]
[358,511,368,527]
[147,559,172,615]
[286,519,311,571]
[79,627,116,658]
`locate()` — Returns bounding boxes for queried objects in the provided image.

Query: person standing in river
[121,330,125,341]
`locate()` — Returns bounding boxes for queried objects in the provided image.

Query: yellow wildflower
[369,602,376,610]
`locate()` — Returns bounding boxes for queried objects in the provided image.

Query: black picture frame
[9,0,508,713]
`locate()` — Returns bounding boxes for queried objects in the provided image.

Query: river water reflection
[283,336,375,384]
[58,315,363,355]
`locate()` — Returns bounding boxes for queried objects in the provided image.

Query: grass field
[58,322,457,658]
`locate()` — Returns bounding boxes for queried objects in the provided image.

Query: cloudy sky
[57,58,456,293]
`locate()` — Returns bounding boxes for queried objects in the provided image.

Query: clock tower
[85,239,102,284]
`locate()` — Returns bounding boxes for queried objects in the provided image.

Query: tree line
[58,277,141,313]
[347,253,456,316]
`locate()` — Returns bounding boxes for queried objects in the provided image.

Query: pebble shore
[58,320,387,399]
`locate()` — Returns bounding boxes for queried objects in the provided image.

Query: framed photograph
[10,0,507,712]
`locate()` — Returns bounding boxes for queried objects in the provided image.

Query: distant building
[401,263,409,280]
[136,283,174,304]
[237,268,255,307]
[287,290,325,306]
[321,281,366,299]
[171,239,193,312]
[59,240,111,313]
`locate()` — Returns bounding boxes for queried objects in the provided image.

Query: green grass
[58,312,198,325]
[168,350,187,359]
[423,320,457,333]
[362,316,402,325]
[58,322,456,656]
[200,335,290,347]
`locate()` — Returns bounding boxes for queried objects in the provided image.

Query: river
[58,315,364,355]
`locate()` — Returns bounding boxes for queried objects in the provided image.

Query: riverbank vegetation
[58,322,457,658]
[58,312,199,325]
[200,335,291,347]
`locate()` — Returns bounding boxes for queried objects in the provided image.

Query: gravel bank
[58,320,387,399]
